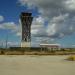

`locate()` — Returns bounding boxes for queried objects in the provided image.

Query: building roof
[40,43,60,46]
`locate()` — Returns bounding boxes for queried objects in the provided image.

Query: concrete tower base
[21,42,31,47]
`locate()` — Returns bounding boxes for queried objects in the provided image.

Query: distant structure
[40,44,60,51]
[20,12,33,47]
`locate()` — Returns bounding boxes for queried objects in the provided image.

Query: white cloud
[16,32,21,36]
[0,15,22,37]
[12,24,21,36]
[31,16,45,35]
[50,14,69,23]
[0,0,71,47]
[0,25,4,29]
[47,24,56,36]
[65,0,75,10]
[18,0,68,18]
[0,41,20,47]
[30,12,75,39]
[7,41,20,47]
[0,22,17,30]
[0,21,21,37]
[59,33,65,38]
[0,15,4,22]
[31,13,71,38]
[47,13,75,38]
[46,14,69,36]
[32,16,44,25]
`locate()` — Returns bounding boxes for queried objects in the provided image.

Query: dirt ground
[0,55,75,75]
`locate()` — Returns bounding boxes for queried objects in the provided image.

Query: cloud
[31,13,75,38]
[18,0,71,18]
[46,14,69,38]
[14,21,22,36]
[7,41,20,47]
[18,0,75,39]
[0,22,17,30]
[0,21,21,37]
[0,15,18,32]
[64,0,75,11]
[31,16,45,35]
[0,41,20,48]
[1,0,71,46]
[0,15,4,22]
[16,32,21,36]
[18,0,75,20]
[31,36,56,47]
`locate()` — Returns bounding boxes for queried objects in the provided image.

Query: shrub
[67,55,75,61]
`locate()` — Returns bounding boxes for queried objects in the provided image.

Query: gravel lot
[0,55,75,75]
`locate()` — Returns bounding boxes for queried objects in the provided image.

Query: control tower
[20,12,33,47]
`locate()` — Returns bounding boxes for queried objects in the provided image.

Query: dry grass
[0,50,75,55]
[67,55,75,61]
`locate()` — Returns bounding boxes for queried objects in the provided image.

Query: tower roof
[21,12,32,16]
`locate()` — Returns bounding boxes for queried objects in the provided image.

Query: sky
[0,0,75,48]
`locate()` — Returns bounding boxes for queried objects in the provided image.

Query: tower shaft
[20,12,33,47]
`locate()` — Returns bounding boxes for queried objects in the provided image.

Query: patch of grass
[67,55,75,61]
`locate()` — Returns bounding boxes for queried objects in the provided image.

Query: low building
[40,44,60,51]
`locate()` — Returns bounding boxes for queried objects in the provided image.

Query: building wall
[21,42,31,47]
[40,44,60,51]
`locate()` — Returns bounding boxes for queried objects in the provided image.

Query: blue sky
[0,0,75,48]
[0,0,24,47]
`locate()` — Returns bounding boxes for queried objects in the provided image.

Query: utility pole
[5,33,8,49]
[1,41,3,48]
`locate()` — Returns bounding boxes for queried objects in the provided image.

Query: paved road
[0,55,75,75]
